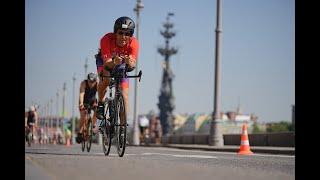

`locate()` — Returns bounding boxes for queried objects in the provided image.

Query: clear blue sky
[25,0,295,123]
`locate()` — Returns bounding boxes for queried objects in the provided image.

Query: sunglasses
[117,31,132,36]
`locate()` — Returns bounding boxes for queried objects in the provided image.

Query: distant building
[172,108,258,135]
[226,111,236,120]
[234,114,251,121]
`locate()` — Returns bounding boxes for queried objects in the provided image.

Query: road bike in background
[81,104,96,152]
[26,123,35,147]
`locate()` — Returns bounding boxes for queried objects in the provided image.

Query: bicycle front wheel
[102,103,112,156]
[86,118,93,152]
[115,94,127,157]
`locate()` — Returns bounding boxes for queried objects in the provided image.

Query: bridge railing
[159,132,295,147]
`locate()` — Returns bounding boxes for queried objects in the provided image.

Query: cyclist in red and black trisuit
[95,16,140,134]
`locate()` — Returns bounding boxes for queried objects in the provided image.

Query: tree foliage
[252,122,263,133]
[266,121,294,132]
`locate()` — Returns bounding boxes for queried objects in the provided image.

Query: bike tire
[27,132,32,147]
[102,104,112,156]
[115,94,127,157]
[81,133,85,152]
[86,118,93,152]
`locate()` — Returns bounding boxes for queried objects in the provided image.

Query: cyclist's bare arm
[79,81,86,109]
[121,55,136,68]
[25,113,28,127]
[103,55,136,68]
[102,56,115,69]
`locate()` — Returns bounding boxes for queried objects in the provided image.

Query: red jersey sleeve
[100,33,113,60]
[130,37,139,60]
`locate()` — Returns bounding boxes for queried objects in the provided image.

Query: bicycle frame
[84,104,95,119]
[101,65,142,127]
[100,64,142,156]
[82,104,96,152]
[26,123,34,146]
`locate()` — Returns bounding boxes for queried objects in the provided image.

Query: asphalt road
[25,144,294,180]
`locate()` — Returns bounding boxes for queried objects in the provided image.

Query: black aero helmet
[114,16,135,36]
[87,72,97,82]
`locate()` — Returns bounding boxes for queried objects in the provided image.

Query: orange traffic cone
[238,123,253,155]
[65,138,71,147]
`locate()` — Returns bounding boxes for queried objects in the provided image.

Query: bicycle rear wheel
[27,132,32,147]
[81,132,85,152]
[115,94,127,157]
[86,117,93,152]
[102,103,112,156]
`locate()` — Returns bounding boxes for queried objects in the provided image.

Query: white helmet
[29,106,35,111]
[87,72,97,82]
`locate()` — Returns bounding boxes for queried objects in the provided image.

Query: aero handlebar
[100,70,142,82]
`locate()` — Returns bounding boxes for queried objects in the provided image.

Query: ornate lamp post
[157,12,177,136]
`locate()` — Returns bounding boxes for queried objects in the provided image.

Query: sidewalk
[139,144,295,155]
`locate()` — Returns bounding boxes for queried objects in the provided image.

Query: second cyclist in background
[26,105,38,143]
[76,72,98,144]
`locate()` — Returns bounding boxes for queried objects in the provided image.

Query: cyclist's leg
[28,124,34,141]
[83,109,89,135]
[98,65,114,102]
[79,109,86,134]
[145,127,150,138]
[25,126,28,142]
[92,100,98,126]
[37,128,41,144]
[139,126,144,142]
[119,78,129,126]
[139,126,144,136]
[32,124,35,140]
[97,67,111,119]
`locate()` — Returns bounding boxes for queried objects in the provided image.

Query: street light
[84,58,88,78]
[132,0,144,145]
[72,74,76,145]
[56,90,60,129]
[56,90,59,117]
[209,0,224,146]
[46,101,49,128]
[50,98,53,128]
[62,83,66,118]
[62,82,67,142]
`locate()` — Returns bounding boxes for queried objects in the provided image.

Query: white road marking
[93,153,138,156]
[142,152,217,159]
[142,147,295,158]
[246,153,295,158]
